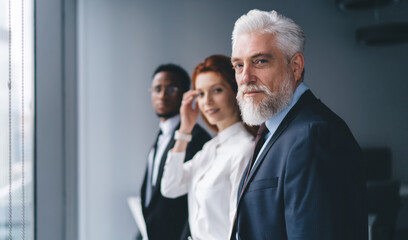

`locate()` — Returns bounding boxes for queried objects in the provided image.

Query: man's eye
[233,64,243,70]
[165,86,179,95]
[255,59,267,64]
[154,86,162,93]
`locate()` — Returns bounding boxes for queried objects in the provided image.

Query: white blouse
[161,122,254,240]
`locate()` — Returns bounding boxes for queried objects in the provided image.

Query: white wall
[78,0,408,239]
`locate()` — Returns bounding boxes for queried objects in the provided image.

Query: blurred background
[1,0,407,240]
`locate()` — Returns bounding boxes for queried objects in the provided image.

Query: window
[0,0,35,239]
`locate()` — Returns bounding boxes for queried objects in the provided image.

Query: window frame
[35,0,78,239]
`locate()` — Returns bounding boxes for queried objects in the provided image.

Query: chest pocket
[247,177,279,192]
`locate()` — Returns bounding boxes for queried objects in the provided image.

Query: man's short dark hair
[153,64,190,93]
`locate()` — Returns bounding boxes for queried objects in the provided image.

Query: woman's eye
[198,92,204,97]
[214,88,223,93]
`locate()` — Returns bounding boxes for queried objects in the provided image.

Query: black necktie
[145,129,162,206]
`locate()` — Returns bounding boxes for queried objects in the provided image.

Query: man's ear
[290,52,305,83]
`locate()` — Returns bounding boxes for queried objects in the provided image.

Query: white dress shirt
[253,82,309,168]
[161,122,254,240]
[148,114,180,186]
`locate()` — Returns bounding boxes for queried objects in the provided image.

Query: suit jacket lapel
[155,137,176,191]
[141,167,148,208]
[238,90,315,201]
[246,123,289,183]
[142,140,158,209]
[149,126,179,205]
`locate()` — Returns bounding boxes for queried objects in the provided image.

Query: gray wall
[36,2,63,238]
[78,0,408,239]
[36,0,78,239]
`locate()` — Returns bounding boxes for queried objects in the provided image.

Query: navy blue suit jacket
[141,123,211,240]
[231,90,368,240]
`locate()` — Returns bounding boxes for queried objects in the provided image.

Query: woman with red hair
[161,55,255,240]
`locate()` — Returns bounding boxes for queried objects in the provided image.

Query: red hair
[192,55,236,132]
[191,54,258,135]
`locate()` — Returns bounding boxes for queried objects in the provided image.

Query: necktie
[242,123,269,188]
[232,123,269,237]
[145,130,162,206]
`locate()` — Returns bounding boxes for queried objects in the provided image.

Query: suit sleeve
[283,122,363,239]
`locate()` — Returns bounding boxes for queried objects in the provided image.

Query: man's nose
[239,65,256,85]
[158,89,166,98]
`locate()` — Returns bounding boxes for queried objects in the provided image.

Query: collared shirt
[253,82,309,167]
[148,114,180,186]
[161,122,254,240]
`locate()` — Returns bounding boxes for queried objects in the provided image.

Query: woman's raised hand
[179,90,199,134]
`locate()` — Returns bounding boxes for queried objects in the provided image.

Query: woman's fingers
[182,90,198,105]
[181,90,199,112]
[179,90,199,134]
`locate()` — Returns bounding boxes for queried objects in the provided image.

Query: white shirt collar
[265,82,309,135]
[252,82,309,167]
[217,122,246,144]
[159,114,180,136]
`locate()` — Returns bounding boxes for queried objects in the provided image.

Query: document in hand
[128,196,148,240]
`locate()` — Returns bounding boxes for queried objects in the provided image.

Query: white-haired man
[230,10,367,240]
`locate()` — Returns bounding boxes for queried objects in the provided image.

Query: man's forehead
[152,71,180,85]
[232,33,277,59]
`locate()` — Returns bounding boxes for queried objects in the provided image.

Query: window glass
[0,0,35,239]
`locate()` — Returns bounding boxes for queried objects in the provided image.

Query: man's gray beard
[237,74,294,126]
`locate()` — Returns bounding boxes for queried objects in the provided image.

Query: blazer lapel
[156,137,176,190]
[149,127,178,204]
[141,167,148,209]
[142,140,158,209]
[246,123,289,183]
[238,90,315,201]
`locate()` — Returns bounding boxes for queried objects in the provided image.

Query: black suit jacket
[232,90,368,240]
[141,123,211,240]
